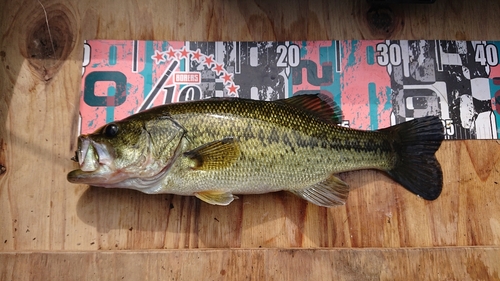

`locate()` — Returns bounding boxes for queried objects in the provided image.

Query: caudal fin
[380,116,444,200]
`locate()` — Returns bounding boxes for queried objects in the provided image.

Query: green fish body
[68,95,444,207]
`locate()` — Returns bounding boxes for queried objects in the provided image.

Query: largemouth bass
[67,94,444,207]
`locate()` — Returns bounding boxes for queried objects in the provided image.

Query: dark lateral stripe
[139,98,394,156]
[329,138,392,154]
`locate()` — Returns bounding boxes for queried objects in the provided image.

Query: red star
[203,55,215,67]
[166,47,178,60]
[192,49,202,62]
[226,83,240,95]
[151,50,165,64]
[221,72,233,84]
[213,63,224,76]
[179,47,190,59]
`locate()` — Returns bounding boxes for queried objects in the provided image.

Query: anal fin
[195,190,238,206]
[291,175,349,207]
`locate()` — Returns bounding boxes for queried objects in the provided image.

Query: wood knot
[22,4,76,82]
[366,6,401,38]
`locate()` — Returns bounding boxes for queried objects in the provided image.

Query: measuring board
[79,40,500,139]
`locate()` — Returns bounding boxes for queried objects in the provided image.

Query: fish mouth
[77,136,114,172]
[67,136,115,184]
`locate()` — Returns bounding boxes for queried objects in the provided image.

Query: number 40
[475,43,499,66]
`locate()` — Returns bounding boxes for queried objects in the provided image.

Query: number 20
[277,44,300,67]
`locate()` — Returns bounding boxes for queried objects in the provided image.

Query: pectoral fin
[184,138,240,170]
[291,175,350,207]
[195,190,238,206]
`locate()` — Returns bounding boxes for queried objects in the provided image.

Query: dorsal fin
[277,94,343,125]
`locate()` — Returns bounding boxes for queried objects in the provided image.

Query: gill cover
[143,116,187,161]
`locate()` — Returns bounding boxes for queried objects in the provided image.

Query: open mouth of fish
[75,136,114,172]
[68,135,129,186]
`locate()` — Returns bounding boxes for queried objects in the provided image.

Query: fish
[67,94,444,207]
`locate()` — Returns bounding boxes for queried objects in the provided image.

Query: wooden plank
[1,247,499,280]
[1,0,500,279]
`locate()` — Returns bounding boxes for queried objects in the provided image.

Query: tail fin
[380,116,444,200]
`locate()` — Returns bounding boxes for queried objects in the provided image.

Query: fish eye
[103,123,119,137]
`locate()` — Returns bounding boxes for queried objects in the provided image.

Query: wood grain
[1,0,500,279]
[1,248,499,280]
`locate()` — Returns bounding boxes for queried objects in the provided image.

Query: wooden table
[1,0,499,279]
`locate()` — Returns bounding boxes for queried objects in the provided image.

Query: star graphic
[165,47,178,60]
[203,54,215,67]
[226,83,240,95]
[179,47,190,59]
[151,50,166,64]
[191,49,202,62]
[221,72,233,84]
[213,63,224,76]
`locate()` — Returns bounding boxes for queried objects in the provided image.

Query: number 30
[376,43,402,66]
